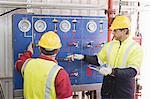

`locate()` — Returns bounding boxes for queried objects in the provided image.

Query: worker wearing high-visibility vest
[16,31,73,99]
[67,15,143,99]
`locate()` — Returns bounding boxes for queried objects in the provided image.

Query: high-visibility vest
[97,37,143,72]
[21,58,62,99]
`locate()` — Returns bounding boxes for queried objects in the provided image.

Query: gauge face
[59,20,71,32]
[34,20,47,32]
[18,19,31,32]
[86,21,97,33]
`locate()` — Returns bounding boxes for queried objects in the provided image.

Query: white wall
[33,0,107,16]
[140,8,150,99]
[0,8,13,99]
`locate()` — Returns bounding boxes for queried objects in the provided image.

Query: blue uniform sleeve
[83,55,100,66]
[113,67,137,79]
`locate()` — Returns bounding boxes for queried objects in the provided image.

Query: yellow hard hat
[110,15,131,30]
[38,31,62,49]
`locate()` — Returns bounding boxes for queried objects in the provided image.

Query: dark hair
[40,47,59,55]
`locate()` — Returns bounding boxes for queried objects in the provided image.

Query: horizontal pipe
[0,76,13,80]
[0,1,104,10]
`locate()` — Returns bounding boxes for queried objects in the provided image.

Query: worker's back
[23,58,62,99]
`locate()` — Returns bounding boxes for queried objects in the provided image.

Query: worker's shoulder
[103,41,114,47]
[57,68,70,79]
[131,40,143,53]
[58,68,68,74]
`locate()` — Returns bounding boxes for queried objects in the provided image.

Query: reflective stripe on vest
[45,64,60,99]
[121,42,135,68]
[107,42,135,68]
[107,42,114,62]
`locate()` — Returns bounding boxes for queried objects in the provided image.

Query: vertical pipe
[108,0,113,42]
[136,1,140,36]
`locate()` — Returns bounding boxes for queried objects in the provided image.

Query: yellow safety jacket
[21,58,62,99]
[97,37,143,72]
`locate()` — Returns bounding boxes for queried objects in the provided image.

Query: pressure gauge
[86,21,97,33]
[34,20,47,32]
[59,20,71,32]
[18,19,31,32]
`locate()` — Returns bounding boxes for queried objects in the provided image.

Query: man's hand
[67,54,84,61]
[99,66,112,76]
[27,42,34,54]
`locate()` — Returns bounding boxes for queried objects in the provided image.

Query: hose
[0,8,26,16]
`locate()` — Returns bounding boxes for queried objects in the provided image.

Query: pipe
[136,1,140,35]
[0,1,103,10]
[108,0,114,42]
[0,76,13,80]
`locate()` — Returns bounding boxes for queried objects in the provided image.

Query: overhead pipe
[0,1,103,10]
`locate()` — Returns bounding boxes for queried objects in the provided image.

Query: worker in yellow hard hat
[16,31,73,99]
[67,15,143,99]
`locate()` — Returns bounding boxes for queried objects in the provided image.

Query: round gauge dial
[59,20,71,32]
[86,21,97,33]
[18,19,31,32]
[34,20,47,32]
